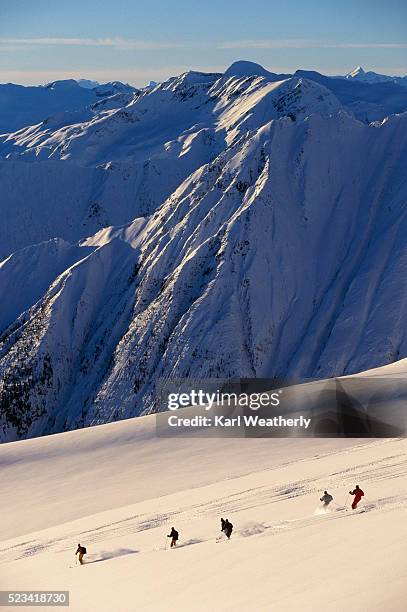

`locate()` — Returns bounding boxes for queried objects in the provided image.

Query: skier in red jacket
[349,485,364,509]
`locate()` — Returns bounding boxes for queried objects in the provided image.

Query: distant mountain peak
[224,60,272,79]
[45,79,82,90]
[347,66,365,78]
[344,66,407,88]
[77,79,100,89]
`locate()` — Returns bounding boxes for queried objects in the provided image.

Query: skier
[221,517,226,533]
[320,491,333,507]
[75,543,87,565]
[167,527,179,548]
[349,485,364,509]
[224,519,233,539]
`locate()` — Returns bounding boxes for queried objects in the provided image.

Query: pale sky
[0,0,406,86]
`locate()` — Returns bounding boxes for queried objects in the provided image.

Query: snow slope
[0,238,94,332]
[1,404,406,611]
[0,158,172,260]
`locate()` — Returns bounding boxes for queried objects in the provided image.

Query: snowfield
[1,404,406,611]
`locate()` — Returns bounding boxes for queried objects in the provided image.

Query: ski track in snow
[1,442,406,564]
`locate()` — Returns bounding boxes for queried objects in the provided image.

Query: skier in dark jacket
[221,518,226,533]
[320,491,333,507]
[167,527,179,548]
[224,519,233,539]
[349,485,364,509]
[75,543,87,565]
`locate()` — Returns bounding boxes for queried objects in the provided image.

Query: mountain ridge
[0,62,406,441]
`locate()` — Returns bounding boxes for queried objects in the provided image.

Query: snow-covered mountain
[224,60,291,81]
[0,61,407,441]
[345,65,407,88]
[296,68,407,122]
[77,78,100,89]
[0,71,342,257]
[0,79,137,134]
